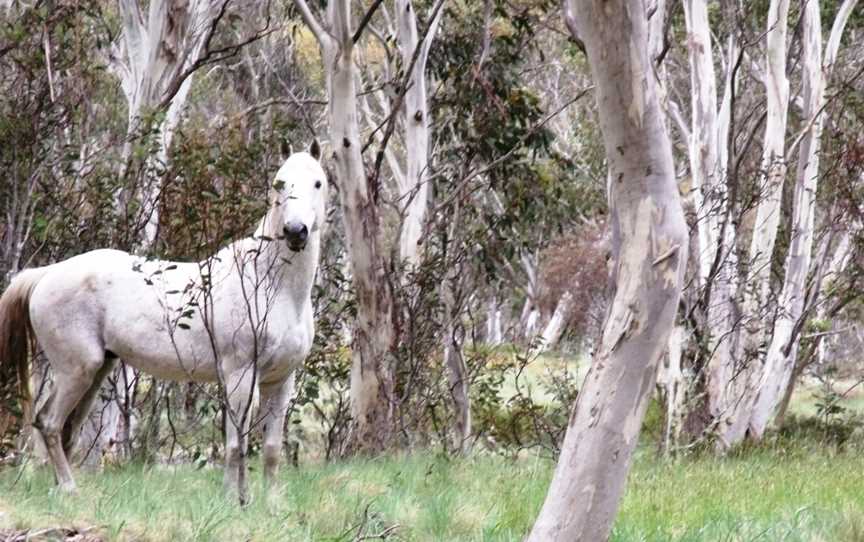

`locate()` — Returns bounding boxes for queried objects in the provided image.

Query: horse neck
[246,211,319,309]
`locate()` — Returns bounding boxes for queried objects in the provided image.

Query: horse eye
[314,180,322,189]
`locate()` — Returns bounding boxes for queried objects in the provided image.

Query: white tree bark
[657,324,686,454]
[718,0,791,447]
[527,1,688,539]
[296,0,397,454]
[524,308,540,340]
[536,291,574,353]
[395,0,441,265]
[679,0,743,441]
[111,0,223,246]
[683,0,719,285]
[485,296,504,345]
[747,0,858,440]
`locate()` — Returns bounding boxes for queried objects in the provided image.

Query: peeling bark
[527,1,688,539]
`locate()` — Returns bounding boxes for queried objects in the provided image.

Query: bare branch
[158,1,275,111]
[353,0,387,44]
[561,0,585,55]
[294,0,330,46]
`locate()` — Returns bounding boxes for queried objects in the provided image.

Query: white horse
[0,147,327,502]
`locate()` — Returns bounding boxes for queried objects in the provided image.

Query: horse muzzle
[283,222,309,252]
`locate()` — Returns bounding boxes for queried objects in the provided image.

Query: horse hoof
[54,482,78,495]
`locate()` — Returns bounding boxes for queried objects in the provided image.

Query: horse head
[270,141,327,252]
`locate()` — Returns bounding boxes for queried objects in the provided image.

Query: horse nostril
[283,223,309,244]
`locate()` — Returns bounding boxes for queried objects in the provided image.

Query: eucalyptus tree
[645,0,862,448]
[527,0,688,538]
[748,0,860,438]
[293,0,409,454]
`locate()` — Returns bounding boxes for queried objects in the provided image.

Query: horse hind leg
[62,355,119,460]
[32,346,106,493]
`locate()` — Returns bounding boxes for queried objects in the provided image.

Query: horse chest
[257,316,313,376]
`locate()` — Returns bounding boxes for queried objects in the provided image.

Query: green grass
[495,349,585,405]
[2,444,864,541]
[786,377,864,419]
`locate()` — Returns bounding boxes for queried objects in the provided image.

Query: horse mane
[0,267,49,425]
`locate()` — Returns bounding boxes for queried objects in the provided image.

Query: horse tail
[0,267,49,425]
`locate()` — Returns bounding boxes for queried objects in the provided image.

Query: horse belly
[108,326,220,383]
[101,288,220,382]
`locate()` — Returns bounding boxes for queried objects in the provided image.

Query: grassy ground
[3,354,862,541]
[2,442,864,541]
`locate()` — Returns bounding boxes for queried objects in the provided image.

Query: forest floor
[1,435,864,541]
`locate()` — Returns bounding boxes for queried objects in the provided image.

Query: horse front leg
[223,366,256,505]
[259,373,296,491]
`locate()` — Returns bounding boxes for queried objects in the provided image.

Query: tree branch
[157,0,275,112]
[294,0,331,47]
[353,0,387,44]
[561,0,585,55]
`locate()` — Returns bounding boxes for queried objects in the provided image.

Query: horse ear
[309,139,321,161]
[280,139,292,160]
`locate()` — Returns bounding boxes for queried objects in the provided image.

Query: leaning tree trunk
[526,1,688,540]
[536,291,574,353]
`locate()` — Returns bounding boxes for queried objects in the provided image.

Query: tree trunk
[748,0,859,439]
[748,0,822,438]
[526,2,688,539]
[657,324,686,455]
[443,280,471,454]
[683,0,719,285]
[395,0,441,265]
[297,0,397,455]
[702,30,742,445]
[486,296,504,345]
[720,0,790,447]
[536,291,574,353]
